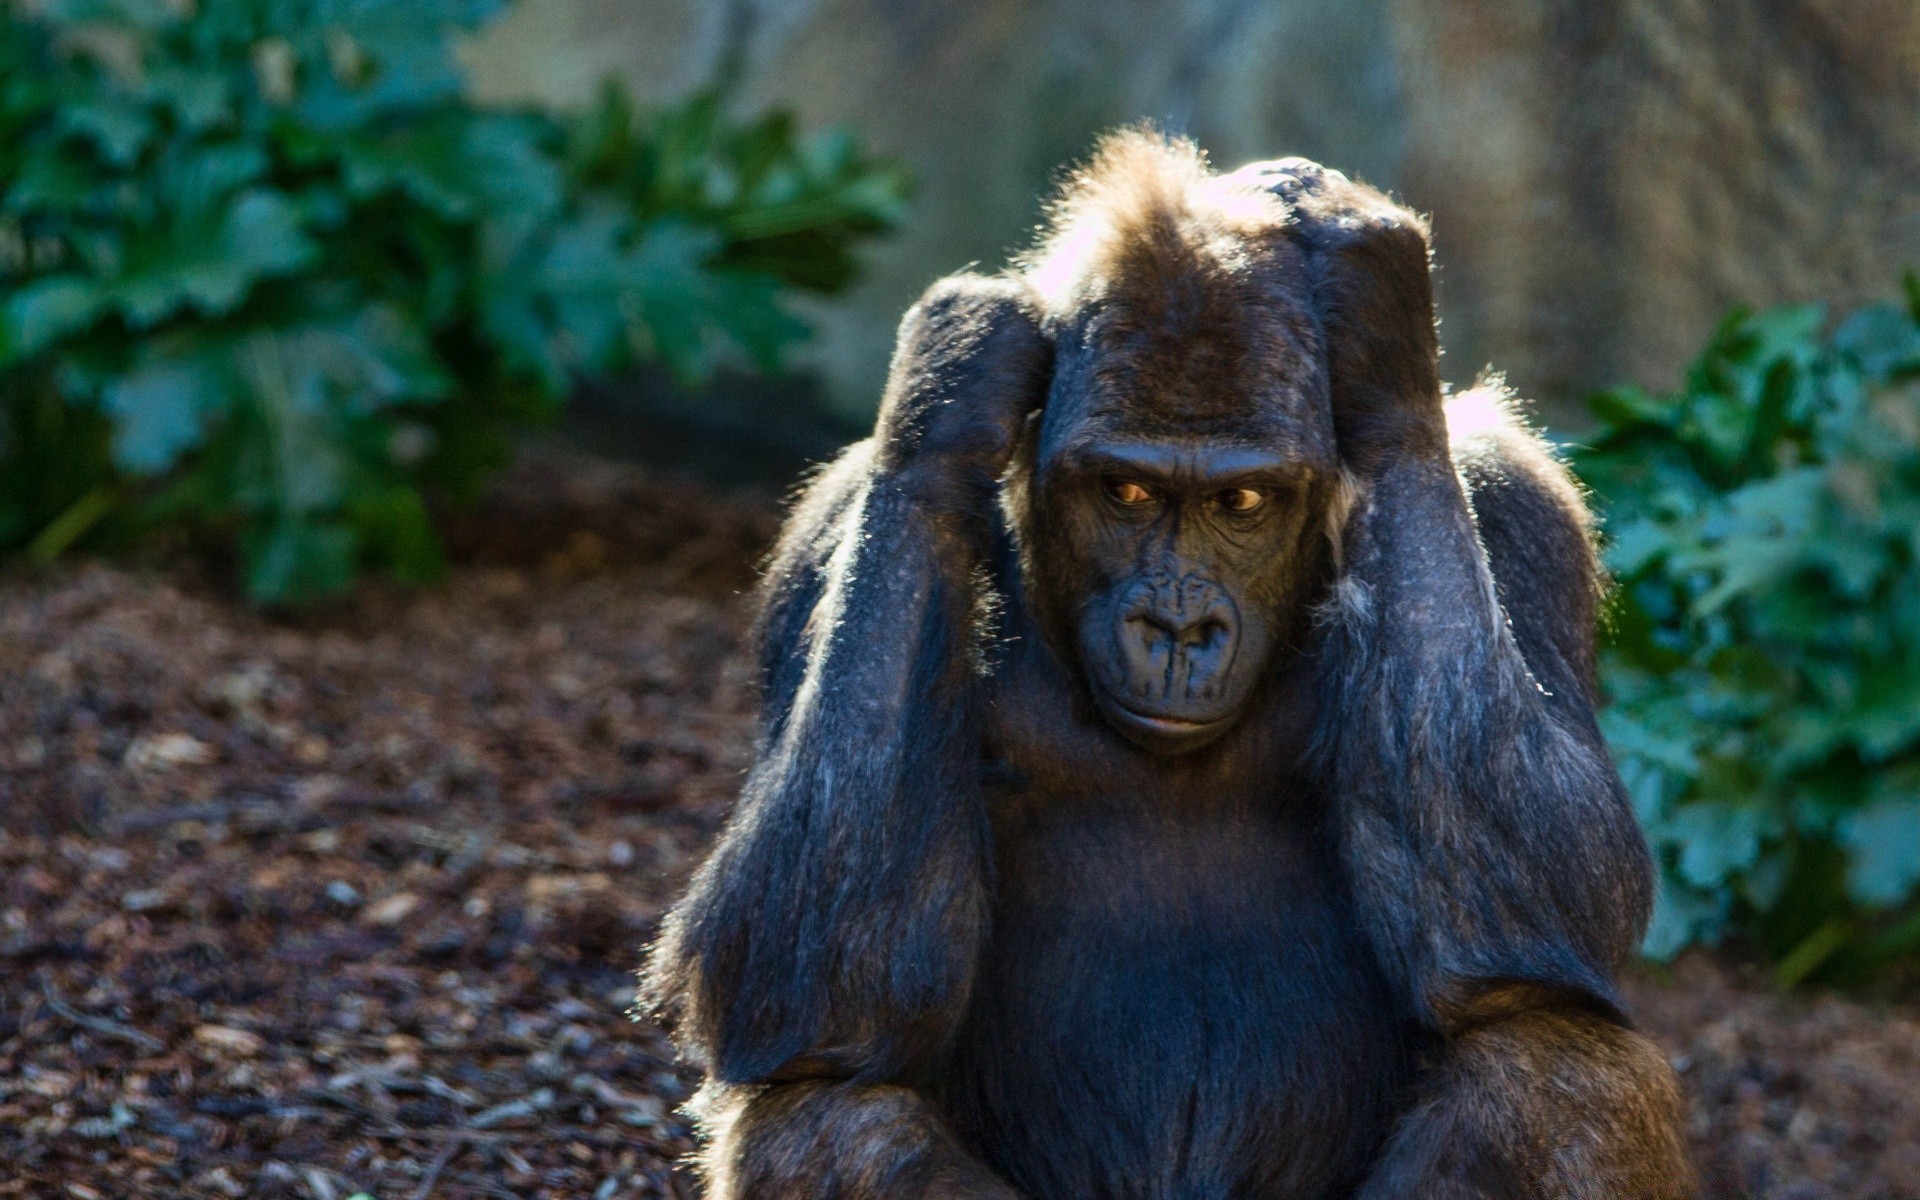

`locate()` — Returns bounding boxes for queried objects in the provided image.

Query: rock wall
[467,0,1920,425]
[1395,0,1920,408]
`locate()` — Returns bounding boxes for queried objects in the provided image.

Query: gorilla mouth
[1101,698,1237,753]
[1116,706,1214,733]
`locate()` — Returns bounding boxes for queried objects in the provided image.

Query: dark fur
[646,131,1692,1199]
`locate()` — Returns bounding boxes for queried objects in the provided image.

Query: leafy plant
[1575,277,1920,984]
[0,0,908,603]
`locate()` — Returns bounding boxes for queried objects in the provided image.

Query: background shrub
[0,0,908,603]
[1576,278,1920,985]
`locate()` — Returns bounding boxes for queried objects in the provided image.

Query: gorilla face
[999,168,1344,756]
[1016,301,1342,756]
[1032,429,1338,754]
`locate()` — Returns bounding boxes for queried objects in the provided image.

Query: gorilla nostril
[1182,618,1228,649]
[1126,614,1168,646]
[1125,611,1230,652]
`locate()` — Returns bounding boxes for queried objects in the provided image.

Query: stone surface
[1395,0,1920,412]
[468,0,1920,425]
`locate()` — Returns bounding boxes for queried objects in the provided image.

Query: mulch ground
[0,451,1913,1199]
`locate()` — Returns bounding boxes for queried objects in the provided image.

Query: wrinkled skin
[1016,323,1341,753]
[646,136,1693,1200]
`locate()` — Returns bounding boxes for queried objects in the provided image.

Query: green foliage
[1575,277,1920,983]
[0,0,907,603]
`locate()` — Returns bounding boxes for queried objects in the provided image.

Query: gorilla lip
[1117,707,1212,732]
[1105,700,1234,749]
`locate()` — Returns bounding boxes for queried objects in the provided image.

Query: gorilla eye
[1105,480,1154,506]
[1220,488,1266,512]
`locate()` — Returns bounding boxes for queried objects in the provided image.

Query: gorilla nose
[1129,607,1227,650]
[1117,574,1239,709]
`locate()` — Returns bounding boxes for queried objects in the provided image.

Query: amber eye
[1220,488,1266,512]
[1105,480,1153,506]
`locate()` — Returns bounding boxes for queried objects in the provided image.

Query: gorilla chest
[944,803,1417,1200]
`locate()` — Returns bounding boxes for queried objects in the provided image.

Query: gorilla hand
[1232,159,1444,475]
[873,273,1053,521]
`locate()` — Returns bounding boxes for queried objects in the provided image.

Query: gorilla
[645,131,1693,1200]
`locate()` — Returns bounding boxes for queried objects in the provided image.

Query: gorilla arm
[1268,163,1693,1198]
[644,276,1047,1200]
[1324,414,1692,1200]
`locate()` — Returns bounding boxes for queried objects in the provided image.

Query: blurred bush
[1576,277,1920,985]
[0,0,907,603]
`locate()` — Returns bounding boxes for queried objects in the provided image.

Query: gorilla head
[1006,139,1348,754]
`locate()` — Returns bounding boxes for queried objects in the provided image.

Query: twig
[107,801,237,833]
[40,985,166,1054]
[409,1138,463,1200]
[362,1126,649,1148]
[445,1172,523,1200]
[366,1128,536,1144]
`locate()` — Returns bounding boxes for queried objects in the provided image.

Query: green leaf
[38,0,182,31]
[102,359,225,474]
[161,143,270,217]
[60,96,152,165]
[114,189,317,325]
[1665,801,1771,889]
[1683,468,1825,612]
[1641,875,1727,961]
[630,220,804,379]
[339,115,557,223]
[4,148,105,214]
[1841,798,1920,906]
[146,63,231,132]
[1834,301,1920,380]
[0,0,901,611]
[1805,528,1889,599]
[215,187,319,284]
[4,275,104,356]
[1744,304,1826,362]
[1599,517,1670,578]
[1588,384,1670,430]
[245,517,357,605]
[1599,707,1698,776]
[1585,283,1920,974]
[351,484,442,584]
[1842,663,1920,762]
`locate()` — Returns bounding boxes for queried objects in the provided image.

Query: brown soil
[0,451,1913,1199]
[1629,959,1920,1199]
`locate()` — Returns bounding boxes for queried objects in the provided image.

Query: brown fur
[1356,1002,1695,1200]
[694,1082,1020,1200]
[1016,130,1337,490]
[1448,382,1607,703]
[1020,130,1286,315]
